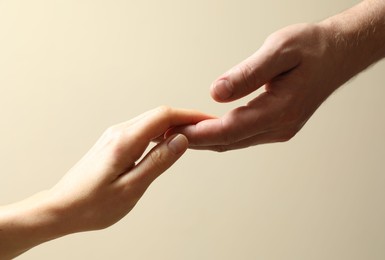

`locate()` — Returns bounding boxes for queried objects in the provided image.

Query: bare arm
[321,0,385,80]
[0,107,212,259]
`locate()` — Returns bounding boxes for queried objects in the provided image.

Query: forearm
[0,191,65,259]
[320,0,385,82]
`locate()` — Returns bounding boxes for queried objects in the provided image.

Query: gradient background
[1,0,384,259]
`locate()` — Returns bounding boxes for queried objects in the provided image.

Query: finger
[129,106,214,148]
[151,127,174,143]
[168,93,279,146]
[166,111,261,146]
[112,109,158,130]
[109,107,213,133]
[114,107,214,168]
[152,134,166,143]
[187,130,288,152]
[91,109,160,152]
[118,134,188,187]
[210,40,300,103]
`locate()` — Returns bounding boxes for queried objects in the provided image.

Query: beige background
[1,0,384,259]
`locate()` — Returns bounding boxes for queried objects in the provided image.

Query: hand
[49,106,212,232]
[171,12,385,151]
[168,23,341,151]
[0,106,212,259]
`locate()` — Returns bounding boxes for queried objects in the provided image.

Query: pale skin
[2,0,385,258]
[0,106,213,259]
[171,0,385,151]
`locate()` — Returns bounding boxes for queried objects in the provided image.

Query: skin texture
[171,0,385,152]
[0,106,213,259]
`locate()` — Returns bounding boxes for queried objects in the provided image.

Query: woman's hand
[0,106,213,259]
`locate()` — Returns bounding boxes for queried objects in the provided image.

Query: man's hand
[171,0,385,152]
[171,23,342,151]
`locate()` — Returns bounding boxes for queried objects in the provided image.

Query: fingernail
[213,79,232,100]
[168,134,188,155]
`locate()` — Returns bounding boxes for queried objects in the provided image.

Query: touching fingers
[128,106,214,150]
[169,91,283,146]
[168,106,271,146]
[118,134,188,187]
[101,107,213,176]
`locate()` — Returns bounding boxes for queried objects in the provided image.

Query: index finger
[132,106,215,142]
[168,106,271,146]
[119,106,215,163]
[168,90,285,147]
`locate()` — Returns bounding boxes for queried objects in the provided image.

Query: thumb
[126,134,188,186]
[210,40,300,103]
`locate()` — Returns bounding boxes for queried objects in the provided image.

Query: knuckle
[152,105,173,123]
[149,148,166,171]
[213,145,229,153]
[264,29,299,62]
[238,63,257,92]
[266,25,298,50]
[155,105,172,116]
[104,125,119,137]
[219,118,235,146]
[265,32,286,53]
[107,128,125,144]
[103,126,127,155]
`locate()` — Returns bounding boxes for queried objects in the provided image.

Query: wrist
[318,0,385,82]
[0,190,68,259]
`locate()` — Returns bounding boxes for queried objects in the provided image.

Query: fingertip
[210,81,221,102]
[210,78,233,102]
[167,134,188,155]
